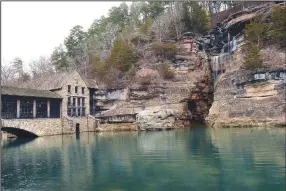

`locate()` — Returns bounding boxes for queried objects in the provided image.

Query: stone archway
[1,127,38,138]
[76,123,80,134]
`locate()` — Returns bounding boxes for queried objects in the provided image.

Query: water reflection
[2,128,285,191]
[2,137,37,149]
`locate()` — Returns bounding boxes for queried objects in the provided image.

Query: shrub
[268,6,286,47]
[244,15,269,47]
[139,75,153,86]
[156,63,175,80]
[140,17,152,34]
[90,55,108,80]
[107,39,137,72]
[151,42,177,60]
[243,43,262,70]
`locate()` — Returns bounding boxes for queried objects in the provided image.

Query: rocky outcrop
[206,48,286,128]
[95,47,214,131]
[136,107,175,130]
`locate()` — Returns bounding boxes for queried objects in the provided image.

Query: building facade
[1,70,99,136]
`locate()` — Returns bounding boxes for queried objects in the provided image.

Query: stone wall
[62,116,97,134]
[53,70,90,118]
[2,115,97,137]
[2,118,63,136]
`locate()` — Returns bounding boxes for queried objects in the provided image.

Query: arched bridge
[2,127,38,138]
[1,118,63,137]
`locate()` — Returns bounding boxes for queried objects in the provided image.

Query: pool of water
[2,127,286,191]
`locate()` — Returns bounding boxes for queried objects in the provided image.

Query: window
[75,86,78,94]
[72,108,76,117]
[77,98,81,107]
[68,85,71,93]
[67,107,72,117]
[82,87,85,94]
[50,99,61,118]
[82,98,85,107]
[73,97,76,106]
[82,107,86,116]
[77,108,81,116]
[67,97,71,106]
[36,100,47,118]
[20,99,33,118]
[1,98,17,119]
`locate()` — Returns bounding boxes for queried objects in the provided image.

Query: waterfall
[210,34,238,81]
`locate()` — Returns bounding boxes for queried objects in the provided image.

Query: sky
[1,1,131,70]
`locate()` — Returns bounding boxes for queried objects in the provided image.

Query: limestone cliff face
[206,49,286,127]
[95,46,214,131]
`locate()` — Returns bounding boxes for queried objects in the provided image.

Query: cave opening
[188,100,197,113]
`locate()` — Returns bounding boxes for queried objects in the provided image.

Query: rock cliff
[95,2,286,130]
[95,41,214,131]
[206,47,286,127]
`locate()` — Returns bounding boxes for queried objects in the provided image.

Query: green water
[2,127,286,191]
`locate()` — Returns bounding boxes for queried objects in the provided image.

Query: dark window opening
[36,100,47,118]
[67,107,72,117]
[77,97,81,107]
[75,86,78,94]
[68,97,71,106]
[68,85,71,93]
[82,107,86,116]
[89,89,97,116]
[73,97,76,106]
[82,98,85,107]
[1,97,17,119]
[20,99,33,118]
[72,108,76,117]
[50,99,61,118]
[77,108,81,116]
[82,87,85,94]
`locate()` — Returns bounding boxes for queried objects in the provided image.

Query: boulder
[136,107,175,130]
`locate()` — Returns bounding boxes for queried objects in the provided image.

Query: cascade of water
[210,32,239,81]
[228,32,230,55]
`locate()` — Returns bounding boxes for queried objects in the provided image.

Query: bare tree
[149,4,185,41]
[29,56,55,79]
[1,64,16,85]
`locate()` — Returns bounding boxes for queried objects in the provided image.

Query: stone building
[1,70,99,137]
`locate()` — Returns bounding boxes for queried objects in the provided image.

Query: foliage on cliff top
[242,43,262,70]
[244,15,269,47]
[151,42,178,60]
[107,39,137,72]
[4,2,244,86]
[268,6,286,47]
[242,6,286,70]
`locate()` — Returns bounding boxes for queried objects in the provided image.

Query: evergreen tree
[107,39,137,72]
[51,45,70,71]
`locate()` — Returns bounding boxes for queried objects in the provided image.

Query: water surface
[2,127,285,191]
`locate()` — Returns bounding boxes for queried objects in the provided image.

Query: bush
[107,39,137,72]
[243,43,262,70]
[139,75,153,86]
[151,42,177,60]
[156,63,175,80]
[268,6,286,47]
[140,17,152,34]
[90,55,108,80]
[244,15,269,46]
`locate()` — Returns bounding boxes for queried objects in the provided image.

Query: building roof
[1,86,62,99]
[19,70,98,90]
[84,79,98,89]
[19,72,69,90]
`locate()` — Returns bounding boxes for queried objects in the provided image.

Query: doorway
[76,123,80,134]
